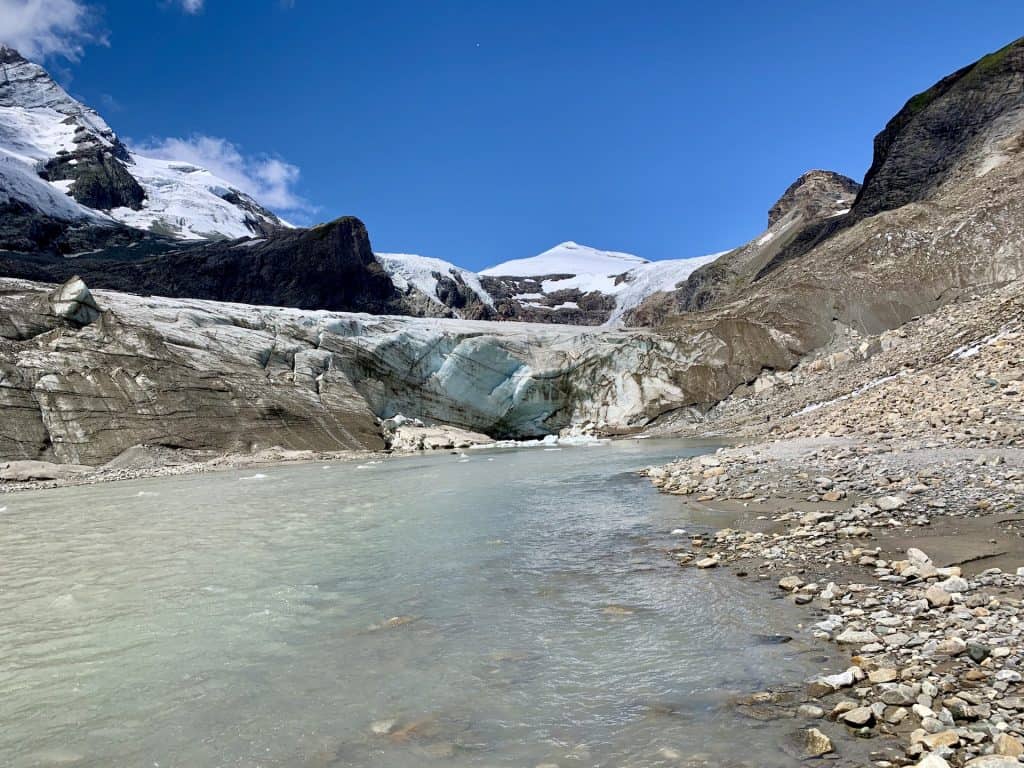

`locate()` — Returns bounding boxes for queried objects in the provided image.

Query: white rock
[907,547,932,564]
[939,576,970,593]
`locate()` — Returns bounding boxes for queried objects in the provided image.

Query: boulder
[48,276,100,326]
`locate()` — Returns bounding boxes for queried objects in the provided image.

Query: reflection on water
[1,440,839,767]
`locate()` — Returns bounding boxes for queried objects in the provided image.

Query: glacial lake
[1,440,842,767]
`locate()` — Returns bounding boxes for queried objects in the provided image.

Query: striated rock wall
[0,280,385,464]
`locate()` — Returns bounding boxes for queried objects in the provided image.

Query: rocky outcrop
[626,169,860,319]
[41,144,147,211]
[479,274,619,324]
[0,217,405,314]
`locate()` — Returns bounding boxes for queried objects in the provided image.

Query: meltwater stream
[1,440,838,767]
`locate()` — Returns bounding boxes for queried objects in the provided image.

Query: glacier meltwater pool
[1,440,848,767]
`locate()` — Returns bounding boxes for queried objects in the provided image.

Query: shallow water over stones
[2,440,843,767]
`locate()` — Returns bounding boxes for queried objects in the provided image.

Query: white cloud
[176,0,203,13]
[0,0,105,61]
[132,134,310,213]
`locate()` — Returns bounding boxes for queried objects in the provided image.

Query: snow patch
[377,252,495,310]
[603,253,726,325]
[949,330,1010,360]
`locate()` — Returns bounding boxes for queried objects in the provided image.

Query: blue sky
[9,1,1024,269]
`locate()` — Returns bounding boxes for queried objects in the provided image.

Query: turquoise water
[0,440,835,767]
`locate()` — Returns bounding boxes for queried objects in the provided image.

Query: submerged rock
[800,726,834,757]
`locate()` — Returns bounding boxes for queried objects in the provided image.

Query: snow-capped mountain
[376,241,725,325]
[0,46,287,241]
[480,241,649,279]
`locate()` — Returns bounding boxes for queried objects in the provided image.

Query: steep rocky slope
[622,37,1024,425]
[626,170,861,321]
[634,38,1024,328]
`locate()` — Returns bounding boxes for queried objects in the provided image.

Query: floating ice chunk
[556,434,610,447]
[240,473,267,480]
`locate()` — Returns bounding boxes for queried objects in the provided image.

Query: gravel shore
[643,284,1024,766]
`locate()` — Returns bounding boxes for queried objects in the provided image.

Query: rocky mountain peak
[0,46,109,129]
[767,170,861,228]
[0,45,28,64]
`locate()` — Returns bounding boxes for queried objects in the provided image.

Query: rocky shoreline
[641,287,1023,766]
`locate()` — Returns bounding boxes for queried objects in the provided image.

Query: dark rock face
[480,275,618,324]
[768,170,860,227]
[0,200,153,255]
[42,146,147,211]
[433,270,476,311]
[853,38,1024,219]
[0,217,404,314]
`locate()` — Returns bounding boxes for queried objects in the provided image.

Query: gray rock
[836,628,881,645]
[876,495,907,511]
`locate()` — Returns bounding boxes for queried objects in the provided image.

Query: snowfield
[109,154,286,240]
[376,252,495,309]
